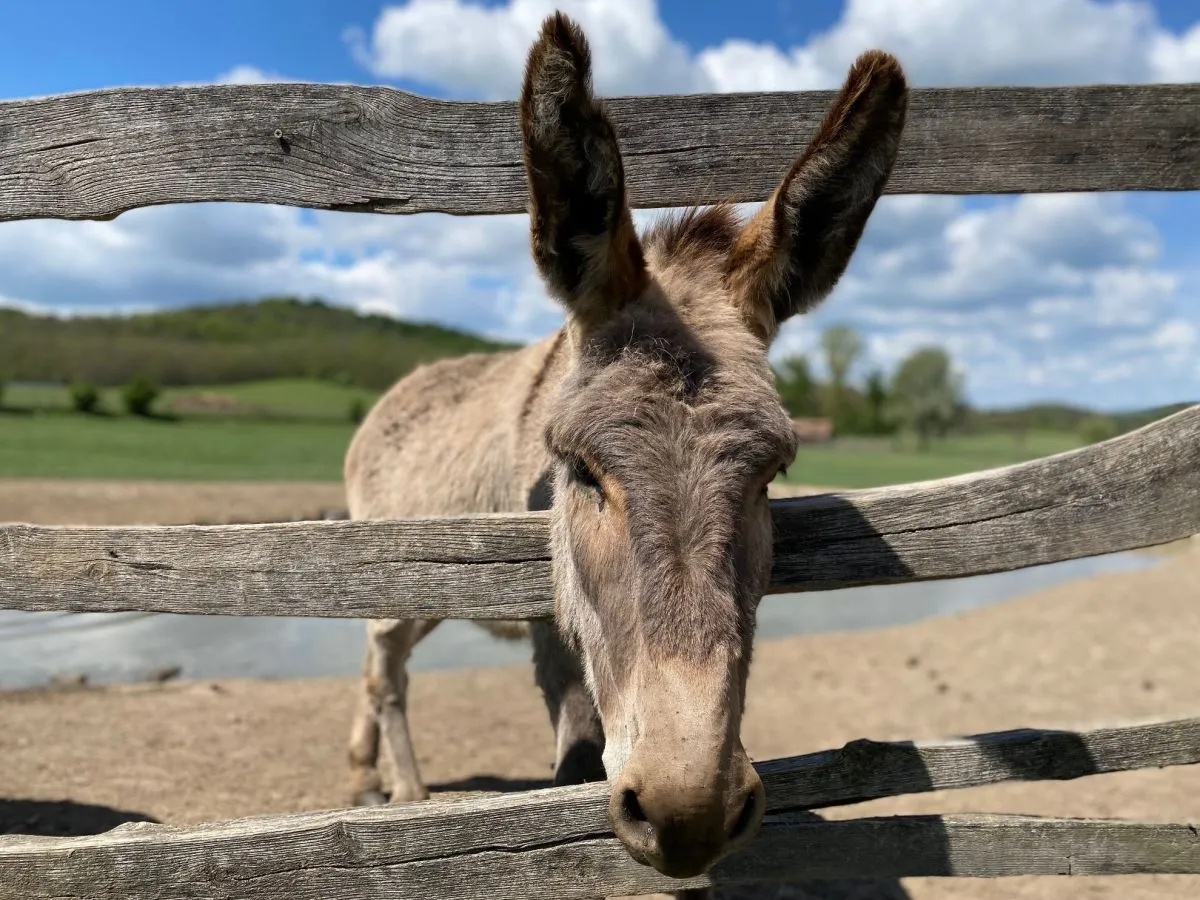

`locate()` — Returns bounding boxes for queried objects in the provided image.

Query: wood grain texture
[1,717,1198,898]
[1,82,1197,223]
[1,406,1195,620]
[5,816,1199,899]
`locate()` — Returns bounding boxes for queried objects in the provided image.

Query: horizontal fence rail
[1,82,1198,223]
[2,717,1197,899]
[1,405,1196,620]
[5,816,1198,899]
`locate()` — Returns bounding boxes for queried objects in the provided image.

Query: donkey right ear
[725,50,907,343]
[520,13,647,336]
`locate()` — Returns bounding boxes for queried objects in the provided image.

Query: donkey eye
[761,465,787,496]
[570,457,607,512]
[570,456,604,497]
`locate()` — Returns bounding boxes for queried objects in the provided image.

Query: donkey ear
[727,50,907,343]
[520,13,647,337]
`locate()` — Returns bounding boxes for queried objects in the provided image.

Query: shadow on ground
[429,775,554,794]
[0,798,159,836]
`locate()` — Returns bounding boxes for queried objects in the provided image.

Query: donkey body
[346,331,607,802]
[346,11,907,881]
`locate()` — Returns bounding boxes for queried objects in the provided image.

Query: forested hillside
[0,297,512,390]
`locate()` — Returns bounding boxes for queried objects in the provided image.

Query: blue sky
[1,0,1198,410]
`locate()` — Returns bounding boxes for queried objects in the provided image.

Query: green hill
[0,297,513,390]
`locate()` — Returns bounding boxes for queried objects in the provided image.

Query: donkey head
[520,12,907,879]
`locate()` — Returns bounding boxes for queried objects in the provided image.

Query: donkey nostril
[620,788,648,824]
[729,789,759,842]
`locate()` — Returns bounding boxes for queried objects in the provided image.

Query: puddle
[0,550,1161,690]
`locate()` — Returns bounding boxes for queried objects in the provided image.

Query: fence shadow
[702,727,1104,896]
[429,775,553,794]
[0,798,158,836]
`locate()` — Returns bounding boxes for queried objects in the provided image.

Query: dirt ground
[0,477,826,526]
[0,478,350,525]
[2,480,1199,898]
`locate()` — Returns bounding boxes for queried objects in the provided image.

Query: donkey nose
[608,764,766,879]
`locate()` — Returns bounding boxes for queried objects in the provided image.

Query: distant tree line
[0,297,510,392]
[773,324,1185,449]
[774,324,968,448]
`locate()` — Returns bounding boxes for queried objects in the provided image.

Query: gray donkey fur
[345,10,907,885]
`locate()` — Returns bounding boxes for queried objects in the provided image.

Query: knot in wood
[83,559,116,580]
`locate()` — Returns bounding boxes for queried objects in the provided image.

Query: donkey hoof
[354,789,389,807]
[387,784,430,804]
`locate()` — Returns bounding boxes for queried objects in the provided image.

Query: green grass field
[5,379,377,421]
[783,430,1083,489]
[0,378,1087,484]
[0,412,356,481]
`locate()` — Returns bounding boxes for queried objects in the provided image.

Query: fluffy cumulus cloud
[4,0,1198,409]
[777,193,1197,407]
[347,0,704,99]
[697,0,1200,91]
[353,0,1200,96]
[0,204,552,342]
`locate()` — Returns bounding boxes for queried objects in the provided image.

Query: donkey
[344,11,907,881]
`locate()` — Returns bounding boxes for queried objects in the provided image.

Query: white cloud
[772,192,1196,407]
[0,203,547,342]
[214,65,291,85]
[349,0,702,100]
[700,0,1181,91]
[1151,22,1200,81]
[355,0,1200,96]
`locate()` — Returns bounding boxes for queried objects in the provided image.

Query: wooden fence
[1,76,1198,899]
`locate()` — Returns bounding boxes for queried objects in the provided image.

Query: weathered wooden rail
[2,718,1199,899]
[1,82,1198,222]
[1,74,1199,898]
[2,405,1198,618]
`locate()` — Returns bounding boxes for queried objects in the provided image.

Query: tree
[122,376,160,417]
[820,324,863,430]
[888,347,965,449]
[69,382,100,414]
[774,355,819,417]
[864,369,890,435]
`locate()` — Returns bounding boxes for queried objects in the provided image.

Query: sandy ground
[0,477,827,526]
[0,478,349,525]
[2,480,1198,898]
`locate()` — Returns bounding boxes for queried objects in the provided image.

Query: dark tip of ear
[540,11,591,66]
[522,12,593,109]
[845,49,908,100]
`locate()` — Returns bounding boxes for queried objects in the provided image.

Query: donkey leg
[347,627,385,805]
[348,617,440,806]
[531,619,606,786]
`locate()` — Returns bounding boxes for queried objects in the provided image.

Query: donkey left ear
[520,12,648,339]
[726,50,908,343]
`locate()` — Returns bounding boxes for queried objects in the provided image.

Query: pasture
[0,410,354,481]
[0,378,1083,484]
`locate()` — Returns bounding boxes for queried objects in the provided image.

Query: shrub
[69,382,101,414]
[348,397,367,424]
[122,376,160,417]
